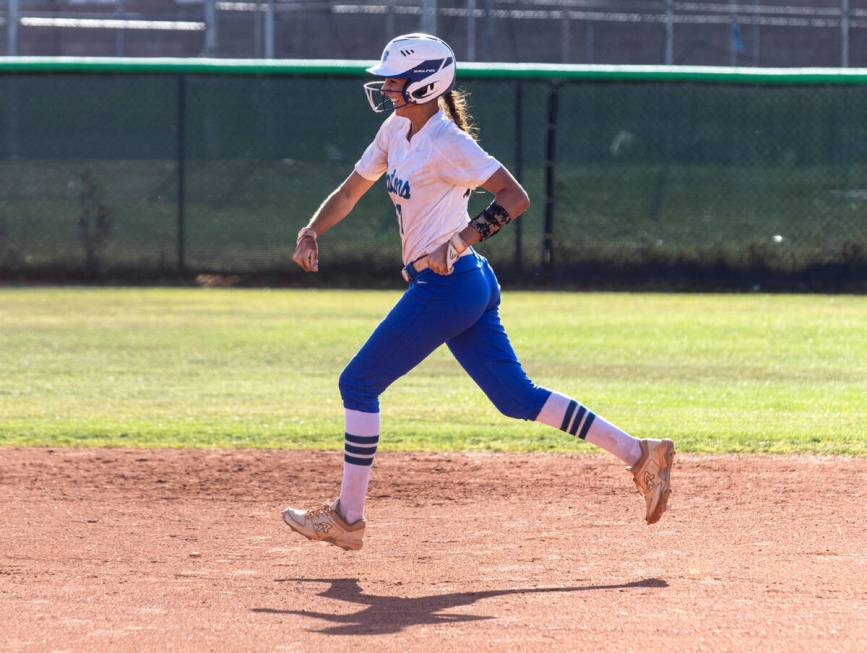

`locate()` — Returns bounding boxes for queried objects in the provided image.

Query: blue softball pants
[339,251,552,419]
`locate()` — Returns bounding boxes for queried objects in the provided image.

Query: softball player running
[282,34,674,551]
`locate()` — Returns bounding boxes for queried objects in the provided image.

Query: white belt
[401,238,473,282]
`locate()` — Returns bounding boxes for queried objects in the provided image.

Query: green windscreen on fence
[0,60,865,288]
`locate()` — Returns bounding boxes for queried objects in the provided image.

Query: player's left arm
[427,166,529,274]
[459,166,529,248]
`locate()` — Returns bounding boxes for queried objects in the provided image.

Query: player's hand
[427,234,467,275]
[427,240,452,275]
[292,228,319,272]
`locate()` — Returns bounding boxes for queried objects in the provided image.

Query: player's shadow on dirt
[252,577,667,635]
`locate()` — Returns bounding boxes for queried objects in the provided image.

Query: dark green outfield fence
[1,58,866,290]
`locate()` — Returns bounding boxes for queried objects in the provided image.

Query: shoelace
[305,504,334,520]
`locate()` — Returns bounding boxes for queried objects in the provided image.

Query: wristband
[469,201,511,241]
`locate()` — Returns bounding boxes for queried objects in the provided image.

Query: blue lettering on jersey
[385,169,411,200]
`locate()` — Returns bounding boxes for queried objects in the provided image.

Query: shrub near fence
[0,59,865,290]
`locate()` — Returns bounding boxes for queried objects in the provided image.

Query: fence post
[729,2,738,66]
[4,0,20,158]
[115,0,126,56]
[253,1,262,57]
[543,82,560,278]
[177,75,187,274]
[265,0,275,59]
[514,80,523,272]
[484,0,494,59]
[841,0,849,67]
[385,3,395,39]
[466,0,476,61]
[7,0,19,55]
[664,0,673,65]
[421,0,437,34]
[204,0,218,57]
[752,0,760,65]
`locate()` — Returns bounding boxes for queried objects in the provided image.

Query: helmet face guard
[363,76,453,114]
[364,34,456,114]
[364,80,409,114]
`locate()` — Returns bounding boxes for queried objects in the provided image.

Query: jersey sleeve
[354,121,389,181]
[433,128,502,188]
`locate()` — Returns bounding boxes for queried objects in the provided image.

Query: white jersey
[354,110,502,265]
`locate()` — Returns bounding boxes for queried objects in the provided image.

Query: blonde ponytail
[439,89,479,140]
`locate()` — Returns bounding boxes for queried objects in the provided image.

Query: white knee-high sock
[536,391,642,466]
[339,408,380,525]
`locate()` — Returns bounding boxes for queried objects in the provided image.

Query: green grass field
[0,288,864,454]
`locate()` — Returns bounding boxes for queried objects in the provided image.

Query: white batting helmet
[364,33,456,113]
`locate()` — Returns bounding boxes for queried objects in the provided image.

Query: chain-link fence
[4,1,867,68]
[0,60,865,289]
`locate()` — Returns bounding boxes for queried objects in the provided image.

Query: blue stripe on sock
[560,400,577,432]
[345,433,379,445]
[569,406,587,436]
[344,443,378,456]
[577,412,596,440]
[344,454,374,466]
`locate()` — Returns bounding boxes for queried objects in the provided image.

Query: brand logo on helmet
[383,50,389,61]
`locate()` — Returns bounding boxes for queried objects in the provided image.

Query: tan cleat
[281,499,365,551]
[628,439,675,525]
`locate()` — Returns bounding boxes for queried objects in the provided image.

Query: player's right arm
[293,171,377,273]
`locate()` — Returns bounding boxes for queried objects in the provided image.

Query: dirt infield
[1,448,864,652]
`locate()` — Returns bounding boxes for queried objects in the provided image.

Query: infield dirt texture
[1,447,864,652]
